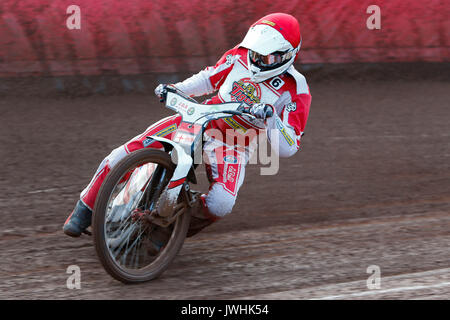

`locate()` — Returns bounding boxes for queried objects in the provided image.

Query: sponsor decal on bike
[187,107,195,115]
[156,123,177,137]
[173,131,195,144]
[223,117,248,133]
[170,97,177,106]
[176,101,189,110]
[142,138,153,148]
[142,124,177,147]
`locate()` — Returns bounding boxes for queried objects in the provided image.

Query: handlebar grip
[157,85,178,103]
[238,104,273,119]
[166,86,199,103]
[165,86,177,94]
[159,89,167,103]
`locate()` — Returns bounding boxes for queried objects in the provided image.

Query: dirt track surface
[0,66,449,299]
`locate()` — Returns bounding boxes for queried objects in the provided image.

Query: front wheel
[92,148,191,283]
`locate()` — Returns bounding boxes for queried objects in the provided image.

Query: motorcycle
[92,86,268,283]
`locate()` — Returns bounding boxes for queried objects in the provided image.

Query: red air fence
[0,0,449,77]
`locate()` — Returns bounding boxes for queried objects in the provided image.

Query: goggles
[249,49,296,68]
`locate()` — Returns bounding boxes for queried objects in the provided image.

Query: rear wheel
[92,148,191,283]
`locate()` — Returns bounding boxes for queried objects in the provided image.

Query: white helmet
[240,13,302,83]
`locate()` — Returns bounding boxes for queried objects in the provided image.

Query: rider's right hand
[249,103,274,120]
[154,84,171,103]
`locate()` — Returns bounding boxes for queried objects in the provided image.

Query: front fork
[137,135,197,227]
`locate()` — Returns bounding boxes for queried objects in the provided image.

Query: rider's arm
[265,91,311,158]
[172,68,214,97]
[173,46,240,97]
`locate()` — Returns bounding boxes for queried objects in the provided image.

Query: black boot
[63,200,92,237]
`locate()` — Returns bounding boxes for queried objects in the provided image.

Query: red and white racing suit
[80,46,312,218]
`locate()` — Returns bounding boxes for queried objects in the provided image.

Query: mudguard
[148,136,193,217]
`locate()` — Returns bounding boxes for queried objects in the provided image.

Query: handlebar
[161,85,273,123]
[188,108,254,128]
[161,85,198,104]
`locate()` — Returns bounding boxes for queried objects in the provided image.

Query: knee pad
[205,183,236,217]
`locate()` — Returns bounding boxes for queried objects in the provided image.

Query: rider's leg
[186,137,251,237]
[63,115,181,237]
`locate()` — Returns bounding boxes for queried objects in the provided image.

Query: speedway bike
[92,86,269,283]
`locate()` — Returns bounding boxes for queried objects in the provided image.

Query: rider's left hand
[154,84,168,102]
[154,84,177,103]
[249,103,274,120]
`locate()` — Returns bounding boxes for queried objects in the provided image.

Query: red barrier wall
[0,0,449,77]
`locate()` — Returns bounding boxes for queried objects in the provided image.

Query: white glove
[249,103,274,120]
[154,84,169,102]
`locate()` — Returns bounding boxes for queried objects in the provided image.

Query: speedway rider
[63,13,312,251]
